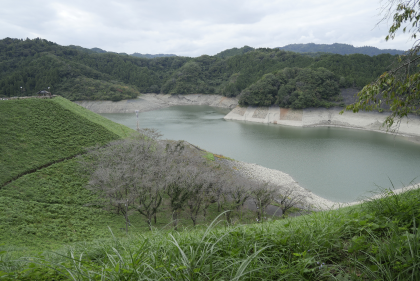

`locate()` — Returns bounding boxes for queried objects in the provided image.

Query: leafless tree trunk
[220,175,252,224]
[162,141,194,230]
[250,181,278,223]
[274,184,305,218]
[80,129,167,232]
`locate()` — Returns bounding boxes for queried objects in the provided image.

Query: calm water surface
[101,105,420,202]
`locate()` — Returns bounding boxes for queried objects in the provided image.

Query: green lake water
[101,105,420,203]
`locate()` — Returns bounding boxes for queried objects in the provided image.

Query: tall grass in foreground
[1,187,420,280]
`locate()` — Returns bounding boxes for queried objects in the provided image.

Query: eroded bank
[224,106,420,140]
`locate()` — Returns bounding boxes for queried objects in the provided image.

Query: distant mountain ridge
[215,46,255,58]
[131,52,177,59]
[278,43,405,56]
[68,45,176,58]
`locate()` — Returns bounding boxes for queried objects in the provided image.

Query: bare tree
[81,130,167,232]
[185,171,206,227]
[131,157,166,230]
[250,181,278,223]
[185,164,227,226]
[201,170,225,221]
[220,175,252,224]
[83,140,138,234]
[274,184,305,218]
[162,141,199,230]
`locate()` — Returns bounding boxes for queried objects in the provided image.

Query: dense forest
[0,37,399,106]
[68,45,177,58]
[239,67,341,108]
[279,43,405,56]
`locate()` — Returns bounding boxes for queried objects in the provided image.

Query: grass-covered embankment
[1,187,419,280]
[1,97,419,280]
[0,97,133,186]
[0,97,259,250]
[0,155,260,249]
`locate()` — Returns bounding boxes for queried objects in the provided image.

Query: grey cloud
[0,0,414,57]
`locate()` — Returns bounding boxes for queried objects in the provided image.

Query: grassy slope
[51,96,134,138]
[0,97,134,185]
[1,97,420,279]
[0,98,257,250]
[0,97,138,248]
[2,188,420,280]
[0,157,259,250]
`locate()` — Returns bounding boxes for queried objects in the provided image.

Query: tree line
[80,129,305,232]
[0,37,398,106]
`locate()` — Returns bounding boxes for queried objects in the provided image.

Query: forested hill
[0,37,397,105]
[68,45,177,58]
[130,53,177,59]
[278,43,405,56]
[214,45,255,58]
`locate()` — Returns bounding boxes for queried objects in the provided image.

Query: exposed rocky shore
[75,93,238,113]
[224,106,420,140]
[75,95,420,211]
[224,159,420,211]
[222,159,345,211]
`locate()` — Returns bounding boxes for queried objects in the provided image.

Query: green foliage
[204,152,215,161]
[0,97,128,185]
[0,156,261,248]
[279,43,405,56]
[344,1,420,128]
[2,188,420,280]
[310,53,395,88]
[51,97,135,138]
[214,45,255,58]
[58,77,140,101]
[0,38,398,102]
[0,38,185,100]
[239,67,340,108]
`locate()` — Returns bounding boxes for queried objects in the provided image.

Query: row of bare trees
[80,129,305,232]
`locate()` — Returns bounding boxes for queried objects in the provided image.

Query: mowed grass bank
[0,97,134,186]
[1,187,420,280]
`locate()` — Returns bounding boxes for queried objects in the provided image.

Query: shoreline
[224,105,420,141]
[229,159,420,211]
[74,93,238,114]
[75,96,420,209]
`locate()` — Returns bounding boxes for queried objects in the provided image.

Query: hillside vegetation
[0,97,133,186]
[1,38,398,106]
[68,44,177,59]
[0,98,272,250]
[2,187,419,280]
[239,67,341,108]
[279,43,405,56]
[1,96,420,280]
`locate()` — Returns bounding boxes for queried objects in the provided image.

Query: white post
[135,110,139,130]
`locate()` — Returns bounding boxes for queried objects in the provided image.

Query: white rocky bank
[230,160,420,211]
[224,105,420,140]
[75,95,420,209]
[75,93,238,113]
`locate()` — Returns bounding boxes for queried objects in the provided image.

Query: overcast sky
[0,0,413,57]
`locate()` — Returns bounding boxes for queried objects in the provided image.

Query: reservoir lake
[101,105,420,203]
